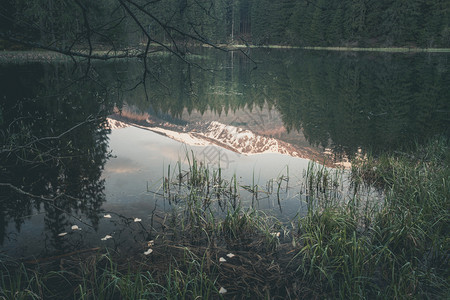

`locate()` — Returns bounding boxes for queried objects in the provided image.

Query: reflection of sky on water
[4,50,446,260]
[2,213,46,257]
[103,125,312,219]
[2,125,319,259]
[103,127,187,205]
[1,126,319,258]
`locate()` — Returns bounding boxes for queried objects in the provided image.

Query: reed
[293,136,449,298]
[1,137,448,299]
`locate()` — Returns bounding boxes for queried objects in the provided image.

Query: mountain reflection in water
[0,49,449,258]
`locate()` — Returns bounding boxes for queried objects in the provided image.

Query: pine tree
[287,1,310,45]
[328,3,345,45]
[309,0,328,45]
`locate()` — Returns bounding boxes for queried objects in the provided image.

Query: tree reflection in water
[0,63,119,253]
[1,50,448,257]
[119,49,450,158]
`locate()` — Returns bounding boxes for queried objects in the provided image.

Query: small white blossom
[101,235,112,241]
[104,214,112,219]
[226,253,235,258]
[134,218,142,222]
[58,232,67,237]
[71,225,81,230]
[219,257,226,262]
[144,248,153,255]
[219,287,227,294]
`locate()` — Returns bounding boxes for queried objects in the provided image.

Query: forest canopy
[1,0,449,53]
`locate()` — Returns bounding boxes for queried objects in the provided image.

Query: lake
[0,49,449,259]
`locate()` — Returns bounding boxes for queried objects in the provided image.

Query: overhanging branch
[0,31,144,60]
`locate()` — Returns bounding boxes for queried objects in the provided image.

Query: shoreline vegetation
[216,44,450,53]
[1,136,449,299]
[1,42,450,64]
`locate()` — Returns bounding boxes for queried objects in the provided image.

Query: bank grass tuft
[1,137,449,298]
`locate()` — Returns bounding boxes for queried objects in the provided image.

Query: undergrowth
[1,137,448,299]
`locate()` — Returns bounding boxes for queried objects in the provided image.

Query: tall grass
[294,137,450,298]
[1,250,219,299]
[2,137,448,299]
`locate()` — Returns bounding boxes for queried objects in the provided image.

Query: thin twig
[0,183,95,229]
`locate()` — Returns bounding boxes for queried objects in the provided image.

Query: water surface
[1,49,448,258]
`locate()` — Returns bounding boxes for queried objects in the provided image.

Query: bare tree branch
[1,115,100,154]
[0,32,143,60]
[0,183,95,229]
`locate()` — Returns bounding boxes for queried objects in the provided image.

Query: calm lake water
[1,49,449,258]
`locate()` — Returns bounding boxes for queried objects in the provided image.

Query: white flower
[147,240,154,247]
[218,287,227,294]
[226,253,235,258]
[71,225,81,230]
[219,257,226,262]
[134,218,142,222]
[271,232,281,237]
[104,214,112,218]
[101,235,112,241]
[144,248,153,255]
[58,232,67,237]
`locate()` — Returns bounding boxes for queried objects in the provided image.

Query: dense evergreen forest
[1,0,450,50]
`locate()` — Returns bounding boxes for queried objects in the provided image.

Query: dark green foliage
[113,49,448,158]
[226,0,450,47]
[0,62,122,247]
[7,0,130,46]
[1,137,448,299]
[284,0,450,47]
[293,137,450,298]
[2,0,449,49]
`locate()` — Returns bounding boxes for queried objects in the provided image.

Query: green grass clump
[1,137,448,299]
[296,207,371,298]
[221,208,280,251]
[1,250,220,300]
[294,137,450,298]
[164,250,220,299]
[0,263,43,299]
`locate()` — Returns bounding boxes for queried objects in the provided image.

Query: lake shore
[2,42,450,64]
[1,47,448,299]
[212,43,450,53]
[1,136,449,299]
